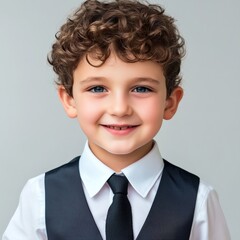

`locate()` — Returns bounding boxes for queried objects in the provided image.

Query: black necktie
[106,174,134,240]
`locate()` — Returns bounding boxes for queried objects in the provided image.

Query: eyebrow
[130,77,161,85]
[79,77,162,85]
[79,77,107,85]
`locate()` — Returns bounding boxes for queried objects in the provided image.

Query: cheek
[144,109,163,127]
[76,99,101,124]
[136,98,165,124]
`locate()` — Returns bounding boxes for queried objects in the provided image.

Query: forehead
[74,51,165,82]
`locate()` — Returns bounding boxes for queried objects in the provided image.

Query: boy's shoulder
[26,156,215,195]
[163,159,200,186]
[20,157,81,196]
[46,156,80,175]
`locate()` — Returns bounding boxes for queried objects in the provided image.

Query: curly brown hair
[48,0,185,97]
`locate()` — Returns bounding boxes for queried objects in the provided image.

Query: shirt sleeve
[2,174,47,240]
[190,182,231,240]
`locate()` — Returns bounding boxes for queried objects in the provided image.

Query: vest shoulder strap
[137,160,199,240]
[45,156,102,240]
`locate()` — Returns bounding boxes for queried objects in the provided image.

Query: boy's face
[59,52,183,170]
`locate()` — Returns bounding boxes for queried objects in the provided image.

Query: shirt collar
[80,141,164,198]
[122,142,164,197]
[80,142,115,198]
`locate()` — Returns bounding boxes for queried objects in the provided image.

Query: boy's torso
[45,156,199,240]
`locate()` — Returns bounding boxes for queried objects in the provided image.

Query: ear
[163,87,184,120]
[58,86,77,118]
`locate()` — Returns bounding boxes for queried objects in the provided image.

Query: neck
[89,141,154,172]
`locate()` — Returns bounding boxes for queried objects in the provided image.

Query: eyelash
[88,86,107,93]
[132,86,153,93]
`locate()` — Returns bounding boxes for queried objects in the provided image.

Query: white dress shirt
[2,142,231,240]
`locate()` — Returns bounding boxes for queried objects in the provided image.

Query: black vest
[45,157,199,240]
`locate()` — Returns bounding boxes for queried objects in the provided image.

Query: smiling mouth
[103,125,137,130]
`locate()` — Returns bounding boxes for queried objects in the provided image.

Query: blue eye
[89,86,106,93]
[133,86,152,93]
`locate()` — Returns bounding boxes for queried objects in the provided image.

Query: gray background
[1,0,239,238]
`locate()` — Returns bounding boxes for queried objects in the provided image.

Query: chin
[97,142,138,156]
[106,147,136,156]
[104,142,148,156]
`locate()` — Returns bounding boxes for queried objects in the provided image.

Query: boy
[3,0,230,239]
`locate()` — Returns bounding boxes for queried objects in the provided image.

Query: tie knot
[107,174,128,195]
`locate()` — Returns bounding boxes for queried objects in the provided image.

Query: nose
[108,92,133,117]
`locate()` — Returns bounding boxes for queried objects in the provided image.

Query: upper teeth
[109,126,129,130]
